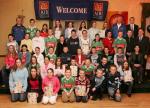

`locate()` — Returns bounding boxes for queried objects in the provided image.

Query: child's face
[118,49,123,54]
[79,70,85,78]
[16,59,22,68]
[118,32,123,38]
[22,46,27,52]
[110,67,117,75]
[36,31,40,37]
[135,46,140,52]
[127,31,132,37]
[16,18,22,25]
[104,48,109,54]
[48,29,53,36]
[30,20,35,26]
[56,59,61,65]
[102,58,108,64]
[8,46,14,53]
[65,70,71,78]
[43,25,48,30]
[44,58,50,65]
[82,31,87,37]
[96,70,103,77]
[35,48,40,54]
[47,70,54,78]
[91,48,96,54]
[77,49,82,54]
[8,36,14,42]
[71,60,76,65]
[31,57,37,64]
[60,36,64,42]
[107,32,112,38]
[25,34,30,39]
[123,62,128,68]
[85,59,91,66]
[31,69,37,78]
[48,48,54,54]
[95,35,100,41]
[63,47,68,53]
[71,31,76,37]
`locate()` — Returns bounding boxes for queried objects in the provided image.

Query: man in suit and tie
[112,16,126,39]
[135,28,149,59]
[126,17,139,39]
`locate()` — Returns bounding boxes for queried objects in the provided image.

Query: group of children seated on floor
[1,16,150,104]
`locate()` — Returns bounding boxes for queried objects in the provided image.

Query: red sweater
[5,54,18,69]
[103,37,115,54]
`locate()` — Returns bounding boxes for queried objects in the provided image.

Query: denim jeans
[11,93,26,102]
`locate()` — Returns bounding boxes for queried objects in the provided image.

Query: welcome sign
[34,0,108,20]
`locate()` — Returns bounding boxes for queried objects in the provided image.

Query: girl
[9,59,28,102]
[42,68,60,105]
[77,21,87,37]
[53,58,65,79]
[92,34,104,55]
[7,34,19,53]
[54,20,63,39]
[28,56,40,75]
[20,33,32,53]
[27,67,43,103]
[121,62,133,97]
[40,24,48,38]
[18,44,31,67]
[40,56,54,79]
[2,45,18,88]
[61,68,76,103]
[65,21,74,39]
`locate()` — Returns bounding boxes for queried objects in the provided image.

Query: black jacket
[126,24,139,38]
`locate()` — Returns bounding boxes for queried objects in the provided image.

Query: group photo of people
[0,14,150,105]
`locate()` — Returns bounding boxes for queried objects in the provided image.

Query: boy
[106,65,121,102]
[61,69,76,103]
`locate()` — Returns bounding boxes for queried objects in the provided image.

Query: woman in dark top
[130,45,144,84]
[27,67,43,103]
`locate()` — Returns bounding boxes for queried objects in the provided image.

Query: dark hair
[67,21,74,28]
[31,56,38,64]
[8,34,14,38]
[55,57,63,69]
[54,20,62,29]
[21,44,28,52]
[41,24,48,32]
[35,47,40,50]
[24,33,30,39]
[130,17,135,20]
[122,61,129,71]
[47,68,54,73]
[71,29,76,33]
[109,64,117,69]
[79,21,87,30]
[45,56,50,61]
[30,19,35,22]
[29,67,39,79]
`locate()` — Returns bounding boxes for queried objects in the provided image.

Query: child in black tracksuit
[106,65,121,102]
[90,69,106,100]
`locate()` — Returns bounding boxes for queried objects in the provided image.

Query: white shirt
[65,27,74,39]
[33,53,44,67]
[80,37,90,55]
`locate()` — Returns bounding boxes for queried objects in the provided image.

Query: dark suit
[126,24,139,38]
[135,36,149,55]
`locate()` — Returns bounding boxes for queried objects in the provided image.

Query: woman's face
[31,69,37,78]
[91,48,96,54]
[68,22,73,28]
[22,46,27,52]
[95,35,100,41]
[9,36,14,42]
[104,48,109,54]
[47,70,54,78]
[25,34,30,39]
[16,59,22,68]
[81,22,86,28]
[36,31,40,37]
[60,36,64,42]
[123,62,128,68]
[56,59,61,66]
[55,20,60,26]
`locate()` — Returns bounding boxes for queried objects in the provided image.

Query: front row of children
[9,58,133,104]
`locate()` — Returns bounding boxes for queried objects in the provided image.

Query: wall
[0,0,143,67]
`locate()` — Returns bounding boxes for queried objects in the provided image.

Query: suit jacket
[126,24,139,38]
[111,23,126,39]
[135,36,149,55]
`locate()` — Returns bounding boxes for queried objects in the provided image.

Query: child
[81,58,95,80]
[26,19,38,39]
[54,58,65,79]
[42,68,60,105]
[27,67,43,103]
[75,48,86,68]
[60,46,71,65]
[114,47,126,72]
[18,44,31,67]
[46,47,57,64]
[79,30,90,55]
[89,47,100,67]
[92,34,104,55]
[146,55,150,80]
[7,34,19,52]
[28,56,40,75]
[61,68,76,103]
[97,56,110,76]
[102,47,114,64]
[75,70,90,103]
[20,33,32,53]
[45,29,57,54]
[40,56,54,79]
[70,58,78,77]
[107,65,121,102]
[121,61,133,97]
[33,47,44,67]
[40,24,48,38]
[90,69,106,100]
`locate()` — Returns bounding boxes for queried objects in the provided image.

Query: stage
[0,93,150,108]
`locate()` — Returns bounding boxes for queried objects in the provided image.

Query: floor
[0,93,150,108]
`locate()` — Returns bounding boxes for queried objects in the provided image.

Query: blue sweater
[9,68,28,92]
